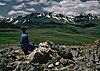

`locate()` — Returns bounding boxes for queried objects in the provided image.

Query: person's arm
[25,35,33,47]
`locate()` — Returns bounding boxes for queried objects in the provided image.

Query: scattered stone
[60,58,69,65]
[59,66,68,71]
[48,64,54,68]
[55,62,60,66]
[58,46,73,60]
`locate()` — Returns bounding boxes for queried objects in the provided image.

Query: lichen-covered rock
[27,42,52,64]
[57,46,73,60]
[32,52,51,64]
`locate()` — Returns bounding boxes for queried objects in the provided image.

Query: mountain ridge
[0,12,99,29]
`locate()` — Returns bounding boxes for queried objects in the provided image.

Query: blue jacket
[20,33,33,50]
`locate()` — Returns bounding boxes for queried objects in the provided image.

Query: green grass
[28,28,99,45]
[0,27,100,49]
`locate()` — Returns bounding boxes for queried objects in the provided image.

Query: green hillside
[0,25,100,49]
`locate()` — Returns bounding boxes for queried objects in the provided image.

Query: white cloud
[85,9,100,15]
[26,8,36,12]
[4,0,11,2]
[50,1,59,5]
[0,15,4,19]
[66,12,80,16]
[2,0,100,17]
[17,0,23,2]
[43,5,61,13]
[8,10,17,15]
[17,0,31,2]
[43,0,100,16]
[0,2,6,5]
[8,10,31,16]
[13,3,26,10]
[39,0,47,3]
[26,1,39,6]
[17,10,31,15]
[59,0,81,7]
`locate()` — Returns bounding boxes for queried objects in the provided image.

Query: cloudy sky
[0,0,100,18]
[43,0,100,16]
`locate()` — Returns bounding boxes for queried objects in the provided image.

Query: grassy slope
[28,28,99,45]
[0,24,100,49]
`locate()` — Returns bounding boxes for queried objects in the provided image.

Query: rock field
[0,40,100,71]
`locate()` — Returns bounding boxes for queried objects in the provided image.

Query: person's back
[20,33,30,48]
[20,26,36,55]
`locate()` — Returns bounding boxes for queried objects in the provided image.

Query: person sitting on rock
[20,26,38,55]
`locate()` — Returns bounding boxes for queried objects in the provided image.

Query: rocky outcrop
[0,40,100,71]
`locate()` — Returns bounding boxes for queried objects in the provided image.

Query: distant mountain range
[0,12,99,28]
[0,0,100,18]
